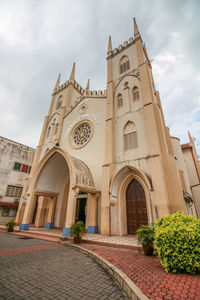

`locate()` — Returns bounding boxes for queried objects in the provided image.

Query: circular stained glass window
[71,121,93,148]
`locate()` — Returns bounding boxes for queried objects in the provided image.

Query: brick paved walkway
[81,244,200,300]
[0,234,128,300]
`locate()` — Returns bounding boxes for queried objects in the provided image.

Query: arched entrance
[19,147,98,234]
[126,179,148,233]
[33,152,70,229]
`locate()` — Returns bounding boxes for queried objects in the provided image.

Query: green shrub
[155,212,200,274]
[69,221,86,238]
[5,221,17,232]
[136,223,155,246]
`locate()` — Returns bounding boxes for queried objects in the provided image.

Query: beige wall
[182,148,200,217]
[183,149,199,186]
[171,137,196,216]
[111,41,140,82]
[192,186,200,218]
[171,137,191,194]
[60,96,106,190]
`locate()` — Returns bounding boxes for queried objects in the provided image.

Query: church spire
[69,62,75,80]
[54,73,61,91]
[188,131,194,144]
[133,17,140,38]
[86,79,90,91]
[107,35,112,53]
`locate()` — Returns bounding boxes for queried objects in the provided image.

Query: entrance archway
[126,179,148,233]
[110,165,152,235]
[19,147,97,234]
[33,152,70,228]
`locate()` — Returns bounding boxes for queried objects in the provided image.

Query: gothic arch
[29,147,76,194]
[119,55,130,74]
[23,147,95,227]
[114,75,140,94]
[110,165,152,235]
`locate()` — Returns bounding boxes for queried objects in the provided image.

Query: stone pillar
[101,37,114,235]
[35,196,48,228]
[62,188,79,236]
[87,193,98,234]
[20,193,36,230]
[45,197,56,229]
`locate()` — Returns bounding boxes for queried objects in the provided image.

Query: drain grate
[18,237,33,240]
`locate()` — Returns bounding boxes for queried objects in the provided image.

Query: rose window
[71,121,93,148]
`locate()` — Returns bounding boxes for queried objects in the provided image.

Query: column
[45,197,56,229]
[62,188,79,236]
[87,193,98,234]
[35,196,48,228]
[20,193,36,230]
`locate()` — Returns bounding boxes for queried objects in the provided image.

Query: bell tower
[101,18,186,235]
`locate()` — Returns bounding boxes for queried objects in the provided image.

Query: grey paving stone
[0,234,129,300]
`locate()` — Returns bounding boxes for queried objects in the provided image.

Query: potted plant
[5,221,17,232]
[136,223,155,255]
[69,221,86,244]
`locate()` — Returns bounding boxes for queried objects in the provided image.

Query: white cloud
[0,0,199,155]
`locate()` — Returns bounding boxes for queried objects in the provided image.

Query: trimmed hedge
[155,212,200,274]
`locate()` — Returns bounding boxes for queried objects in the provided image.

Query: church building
[16,19,199,236]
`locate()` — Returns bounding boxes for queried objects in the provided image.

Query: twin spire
[107,17,140,52]
[54,63,90,92]
[133,17,140,38]
[55,18,140,91]
[69,62,75,80]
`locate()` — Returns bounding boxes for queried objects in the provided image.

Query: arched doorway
[126,179,148,233]
[33,152,70,228]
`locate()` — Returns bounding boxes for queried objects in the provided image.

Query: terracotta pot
[74,236,82,244]
[142,243,154,255]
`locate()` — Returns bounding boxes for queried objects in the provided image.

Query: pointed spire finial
[69,62,75,80]
[86,79,90,91]
[107,35,112,53]
[133,17,140,38]
[54,73,61,90]
[188,131,193,144]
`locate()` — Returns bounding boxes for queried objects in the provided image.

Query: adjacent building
[16,19,199,236]
[0,136,35,224]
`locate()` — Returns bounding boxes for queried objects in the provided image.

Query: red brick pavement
[81,244,200,300]
[0,243,60,257]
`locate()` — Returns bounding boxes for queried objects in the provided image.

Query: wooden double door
[126,179,148,234]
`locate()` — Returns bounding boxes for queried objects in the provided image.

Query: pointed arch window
[57,96,63,110]
[117,93,123,108]
[124,121,138,151]
[124,82,129,89]
[54,123,58,136]
[119,56,130,74]
[133,86,140,101]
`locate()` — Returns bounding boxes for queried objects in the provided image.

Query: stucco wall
[60,96,106,190]
[183,149,199,186]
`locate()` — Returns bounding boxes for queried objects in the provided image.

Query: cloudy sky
[0,0,200,154]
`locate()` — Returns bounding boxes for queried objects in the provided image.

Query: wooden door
[126,179,148,233]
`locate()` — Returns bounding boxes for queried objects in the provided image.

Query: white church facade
[16,19,200,236]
